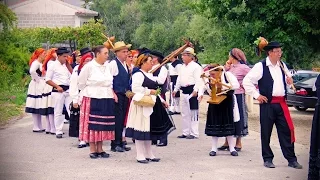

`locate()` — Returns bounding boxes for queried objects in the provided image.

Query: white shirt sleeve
[132,72,151,95]
[155,67,168,85]
[45,61,54,82]
[78,63,91,91]
[282,62,292,78]
[108,60,119,76]
[174,72,181,92]
[29,61,40,82]
[225,72,240,90]
[243,62,263,99]
[194,64,204,96]
[69,66,79,104]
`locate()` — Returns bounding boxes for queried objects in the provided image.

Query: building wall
[16,14,75,28]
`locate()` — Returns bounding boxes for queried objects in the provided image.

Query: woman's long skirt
[126,97,174,140]
[205,94,235,137]
[40,84,54,115]
[308,102,320,180]
[234,93,249,137]
[25,78,45,114]
[79,96,115,143]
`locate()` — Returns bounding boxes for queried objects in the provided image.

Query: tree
[0,3,17,31]
[196,0,320,67]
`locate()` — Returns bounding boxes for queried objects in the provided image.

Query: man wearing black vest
[109,41,132,152]
[168,57,182,115]
[243,41,302,169]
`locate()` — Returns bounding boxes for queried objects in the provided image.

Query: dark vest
[140,70,158,89]
[152,66,168,94]
[112,58,130,94]
[258,59,287,103]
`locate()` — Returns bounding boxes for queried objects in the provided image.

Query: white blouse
[78,59,114,99]
[69,65,81,104]
[150,64,168,85]
[29,60,43,82]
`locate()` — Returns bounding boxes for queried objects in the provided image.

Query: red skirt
[79,96,115,143]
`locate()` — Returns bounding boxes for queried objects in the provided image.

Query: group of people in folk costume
[25,38,320,176]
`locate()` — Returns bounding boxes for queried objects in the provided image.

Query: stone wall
[16,14,75,28]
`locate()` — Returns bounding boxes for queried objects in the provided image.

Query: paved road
[0,114,309,180]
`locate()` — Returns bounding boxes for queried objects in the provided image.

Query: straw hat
[111,41,132,52]
[181,47,196,56]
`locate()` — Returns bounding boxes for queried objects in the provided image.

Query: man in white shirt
[109,41,132,152]
[168,57,182,115]
[46,47,73,138]
[173,47,203,139]
[243,41,302,169]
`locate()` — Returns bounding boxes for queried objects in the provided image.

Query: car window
[293,73,310,83]
[298,76,317,85]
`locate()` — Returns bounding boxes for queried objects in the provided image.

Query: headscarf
[42,48,57,74]
[29,48,45,66]
[78,52,93,71]
[134,53,150,67]
[230,48,247,64]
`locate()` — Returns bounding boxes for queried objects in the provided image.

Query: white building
[8,0,98,28]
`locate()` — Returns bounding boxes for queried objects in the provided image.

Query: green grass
[0,85,27,126]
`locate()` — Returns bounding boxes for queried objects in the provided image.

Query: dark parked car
[286,76,318,111]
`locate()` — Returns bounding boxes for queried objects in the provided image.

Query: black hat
[137,47,151,56]
[80,47,91,56]
[56,47,70,55]
[263,41,282,51]
[150,50,164,60]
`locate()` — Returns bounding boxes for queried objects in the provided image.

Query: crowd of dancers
[24,38,319,179]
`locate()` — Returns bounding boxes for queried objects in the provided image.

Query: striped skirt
[79,96,115,143]
[25,78,46,114]
[39,84,54,115]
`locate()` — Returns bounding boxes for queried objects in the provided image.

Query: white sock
[226,136,236,152]
[32,114,41,130]
[135,140,146,161]
[211,137,219,152]
[144,140,156,159]
[79,141,86,145]
[45,115,51,132]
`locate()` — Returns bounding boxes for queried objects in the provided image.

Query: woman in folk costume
[69,47,93,148]
[218,48,251,152]
[78,45,116,159]
[25,48,46,132]
[203,64,240,156]
[126,53,174,163]
[41,48,57,134]
[150,50,170,146]
[308,74,320,180]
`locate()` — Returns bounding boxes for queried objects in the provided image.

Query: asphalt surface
[0,112,310,180]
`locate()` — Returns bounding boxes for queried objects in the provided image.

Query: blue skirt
[88,98,115,132]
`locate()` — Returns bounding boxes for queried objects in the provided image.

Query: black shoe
[50,132,55,135]
[186,135,196,139]
[146,158,161,162]
[264,161,275,168]
[123,146,131,151]
[132,139,135,143]
[78,144,87,148]
[177,135,187,138]
[98,152,110,158]
[168,111,175,115]
[230,151,238,156]
[152,141,157,145]
[156,143,167,147]
[89,152,99,159]
[137,160,149,164]
[288,161,303,169]
[123,141,127,145]
[56,134,63,139]
[234,147,242,152]
[209,151,216,156]
[33,130,43,133]
[174,112,181,115]
[111,146,125,152]
[45,132,50,134]
[217,145,229,151]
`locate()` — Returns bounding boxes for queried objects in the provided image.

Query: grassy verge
[0,86,27,127]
